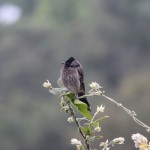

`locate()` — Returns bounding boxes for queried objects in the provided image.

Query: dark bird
[60,57,91,111]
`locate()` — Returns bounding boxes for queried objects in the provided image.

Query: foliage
[43,80,150,150]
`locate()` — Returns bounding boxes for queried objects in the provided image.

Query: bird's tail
[78,92,91,111]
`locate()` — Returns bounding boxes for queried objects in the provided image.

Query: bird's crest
[65,57,75,64]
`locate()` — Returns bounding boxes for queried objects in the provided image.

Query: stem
[101,94,150,132]
[67,102,91,150]
[90,112,98,124]
[79,89,150,131]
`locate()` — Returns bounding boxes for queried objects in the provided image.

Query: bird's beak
[61,62,65,65]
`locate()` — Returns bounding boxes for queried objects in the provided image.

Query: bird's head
[62,57,80,67]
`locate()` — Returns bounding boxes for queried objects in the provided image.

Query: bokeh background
[0,0,150,150]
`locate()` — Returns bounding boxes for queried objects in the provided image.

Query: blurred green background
[0,0,150,149]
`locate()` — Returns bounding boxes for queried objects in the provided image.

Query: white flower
[76,145,82,150]
[100,137,124,150]
[71,139,82,145]
[94,126,101,132]
[67,117,74,123]
[96,105,105,113]
[43,80,52,88]
[112,137,125,144]
[146,128,150,132]
[60,97,65,107]
[132,133,150,150]
[89,82,102,91]
[62,105,69,111]
[100,139,109,147]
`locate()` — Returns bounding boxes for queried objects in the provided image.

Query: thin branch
[67,102,91,150]
[78,90,150,132]
[101,94,150,132]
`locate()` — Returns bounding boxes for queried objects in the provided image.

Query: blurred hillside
[0,0,150,150]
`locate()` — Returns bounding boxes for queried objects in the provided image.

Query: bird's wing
[77,66,85,93]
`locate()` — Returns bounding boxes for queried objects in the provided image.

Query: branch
[101,94,150,132]
[67,102,91,150]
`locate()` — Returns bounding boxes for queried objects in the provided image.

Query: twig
[101,94,150,132]
[67,102,91,150]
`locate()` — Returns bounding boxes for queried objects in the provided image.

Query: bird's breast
[60,67,80,93]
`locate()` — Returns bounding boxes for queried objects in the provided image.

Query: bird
[60,57,91,111]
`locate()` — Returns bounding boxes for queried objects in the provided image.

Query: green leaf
[61,93,92,120]
[65,92,75,99]
[81,126,91,136]
[95,135,103,140]
[91,121,99,128]
[71,99,92,120]
[62,92,75,102]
